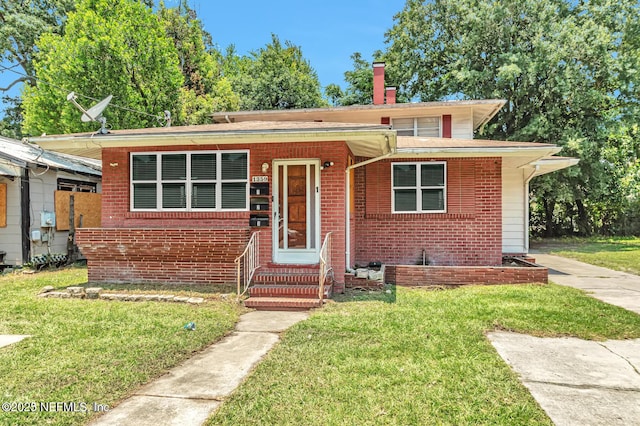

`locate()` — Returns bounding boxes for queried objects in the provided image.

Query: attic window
[392,117,440,137]
[392,162,446,213]
[130,150,248,212]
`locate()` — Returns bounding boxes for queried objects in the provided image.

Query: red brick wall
[76,228,249,285]
[385,264,548,286]
[94,141,350,285]
[353,157,502,267]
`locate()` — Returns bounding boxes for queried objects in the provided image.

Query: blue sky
[0,1,405,117]
[188,0,404,88]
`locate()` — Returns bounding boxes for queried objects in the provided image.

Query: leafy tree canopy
[0,0,75,90]
[385,0,640,236]
[230,34,325,110]
[327,52,410,106]
[0,0,76,137]
[158,0,239,125]
[22,0,183,135]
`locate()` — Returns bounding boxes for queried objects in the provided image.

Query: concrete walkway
[0,335,30,349]
[488,254,640,426]
[89,310,309,426]
[488,332,640,426]
[534,253,640,315]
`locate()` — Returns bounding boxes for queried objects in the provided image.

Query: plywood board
[54,191,101,231]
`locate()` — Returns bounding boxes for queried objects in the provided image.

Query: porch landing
[243,265,332,311]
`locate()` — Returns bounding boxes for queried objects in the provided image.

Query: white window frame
[130,150,249,212]
[391,161,447,213]
[392,116,441,137]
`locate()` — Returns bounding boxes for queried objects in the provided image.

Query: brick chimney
[385,86,396,105]
[373,62,385,105]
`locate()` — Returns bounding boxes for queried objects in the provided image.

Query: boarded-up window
[0,183,6,227]
[54,191,102,231]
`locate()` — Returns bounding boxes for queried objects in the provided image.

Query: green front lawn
[532,236,640,275]
[0,267,242,426]
[209,284,640,425]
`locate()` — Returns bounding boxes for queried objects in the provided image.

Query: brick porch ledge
[385,263,548,286]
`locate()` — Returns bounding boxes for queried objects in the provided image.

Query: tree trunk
[575,199,590,236]
[543,198,556,237]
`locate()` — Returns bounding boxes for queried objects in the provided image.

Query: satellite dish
[80,95,112,123]
[67,92,112,134]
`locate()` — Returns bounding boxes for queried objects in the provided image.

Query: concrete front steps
[244,266,332,311]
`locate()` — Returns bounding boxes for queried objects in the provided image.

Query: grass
[0,266,243,426]
[208,284,640,425]
[532,236,640,275]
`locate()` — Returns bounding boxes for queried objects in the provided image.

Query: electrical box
[31,230,41,241]
[40,211,56,228]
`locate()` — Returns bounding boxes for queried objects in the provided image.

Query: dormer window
[392,117,440,137]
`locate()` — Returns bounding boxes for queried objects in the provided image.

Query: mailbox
[250,183,269,196]
[250,197,269,211]
[249,214,269,227]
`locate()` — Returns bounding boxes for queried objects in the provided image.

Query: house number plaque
[252,176,269,183]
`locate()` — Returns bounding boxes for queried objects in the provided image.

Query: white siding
[0,175,23,265]
[451,107,474,139]
[28,170,66,258]
[502,167,527,254]
[1,169,101,265]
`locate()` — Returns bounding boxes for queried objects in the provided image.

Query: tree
[21,0,183,135]
[329,53,373,106]
[385,0,640,236]
[231,34,325,110]
[0,0,76,136]
[326,52,410,106]
[0,97,22,139]
[0,0,75,92]
[157,0,239,125]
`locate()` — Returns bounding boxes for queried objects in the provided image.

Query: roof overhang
[33,126,397,160]
[526,156,581,177]
[212,99,506,131]
[392,136,563,168]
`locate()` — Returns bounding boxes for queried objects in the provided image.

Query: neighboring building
[33,63,577,307]
[0,136,102,267]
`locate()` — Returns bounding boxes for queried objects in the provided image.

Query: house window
[392,162,446,213]
[130,150,248,211]
[57,178,97,193]
[392,117,440,137]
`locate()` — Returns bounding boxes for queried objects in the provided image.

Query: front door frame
[272,159,321,264]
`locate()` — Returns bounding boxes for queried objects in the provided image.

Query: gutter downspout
[523,165,539,254]
[344,145,396,270]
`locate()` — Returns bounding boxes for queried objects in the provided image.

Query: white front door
[273,160,320,264]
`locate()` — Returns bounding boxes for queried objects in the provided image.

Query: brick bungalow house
[34,63,577,309]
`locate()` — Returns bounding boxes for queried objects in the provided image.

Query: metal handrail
[235,232,260,299]
[318,232,333,301]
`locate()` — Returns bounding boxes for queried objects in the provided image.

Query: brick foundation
[76,228,249,285]
[385,264,548,286]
